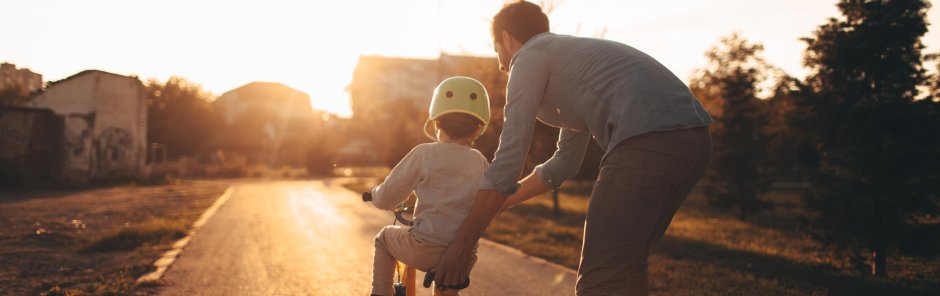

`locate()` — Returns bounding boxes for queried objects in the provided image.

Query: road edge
[479,238,578,275]
[136,186,236,284]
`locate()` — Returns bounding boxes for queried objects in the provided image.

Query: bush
[80,219,188,253]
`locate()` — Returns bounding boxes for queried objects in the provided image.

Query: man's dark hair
[436,113,483,139]
[491,1,549,48]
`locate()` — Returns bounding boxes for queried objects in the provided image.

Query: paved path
[159,179,577,295]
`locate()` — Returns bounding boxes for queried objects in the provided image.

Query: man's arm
[501,171,550,211]
[503,129,591,210]
[434,50,551,288]
[434,189,506,287]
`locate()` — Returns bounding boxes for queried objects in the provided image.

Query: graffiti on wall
[61,115,94,182]
[65,130,91,157]
[95,127,132,171]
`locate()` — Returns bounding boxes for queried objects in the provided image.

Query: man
[433,1,712,295]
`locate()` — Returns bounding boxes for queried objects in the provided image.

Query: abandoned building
[0,106,63,185]
[211,82,324,167]
[346,54,507,164]
[5,70,149,185]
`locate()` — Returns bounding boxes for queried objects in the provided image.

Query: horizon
[3,0,940,117]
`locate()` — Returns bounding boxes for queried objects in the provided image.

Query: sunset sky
[3,0,939,117]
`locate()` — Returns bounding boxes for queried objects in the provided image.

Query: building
[28,70,148,184]
[213,81,315,125]
[211,82,323,166]
[0,62,43,97]
[349,56,439,120]
[349,53,506,120]
[347,54,507,164]
[0,106,64,186]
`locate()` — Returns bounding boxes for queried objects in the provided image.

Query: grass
[341,177,940,295]
[41,267,150,296]
[79,218,189,253]
[0,181,230,295]
[488,186,589,268]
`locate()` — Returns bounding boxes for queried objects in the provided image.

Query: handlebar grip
[423,271,434,288]
[362,192,372,202]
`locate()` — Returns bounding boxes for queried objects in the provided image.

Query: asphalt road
[159,179,577,295]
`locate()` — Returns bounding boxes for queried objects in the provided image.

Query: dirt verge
[0,180,231,295]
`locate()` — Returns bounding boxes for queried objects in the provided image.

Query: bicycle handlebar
[362,191,414,226]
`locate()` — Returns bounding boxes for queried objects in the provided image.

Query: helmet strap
[423,120,438,141]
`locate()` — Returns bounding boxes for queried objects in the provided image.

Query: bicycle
[362,191,469,296]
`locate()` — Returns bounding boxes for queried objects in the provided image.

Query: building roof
[29,69,141,100]
[214,81,313,110]
[47,69,139,86]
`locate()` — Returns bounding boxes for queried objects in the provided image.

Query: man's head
[491,1,549,72]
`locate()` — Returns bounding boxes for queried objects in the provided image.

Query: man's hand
[433,239,473,288]
[433,190,507,288]
[500,172,550,211]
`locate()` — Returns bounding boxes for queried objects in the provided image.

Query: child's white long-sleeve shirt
[370,142,489,246]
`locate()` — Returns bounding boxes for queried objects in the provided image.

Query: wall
[30,73,96,115]
[0,107,63,185]
[30,70,147,182]
[91,73,147,180]
[60,114,94,184]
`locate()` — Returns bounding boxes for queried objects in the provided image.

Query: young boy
[368,76,491,296]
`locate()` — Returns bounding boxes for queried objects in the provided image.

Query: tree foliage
[146,76,219,160]
[690,33,776,219]
[799,0,939,276]
[0,85,31,106]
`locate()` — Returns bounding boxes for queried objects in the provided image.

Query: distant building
[211,82,323,166]
[349,53,506,120]
[213,81,315,125]
[28,70,148,184]
[0,106,64,186]
[0,62,43,97]
[349,56,439,119]
[347,54,507,164]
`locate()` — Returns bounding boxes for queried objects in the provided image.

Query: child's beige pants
[372,225,478,296]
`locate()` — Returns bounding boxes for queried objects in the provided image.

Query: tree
[146,77,219,160]
[0,84,31,106]
[800,0,939,276]
[384,100,429,168]
[928,53,940,101]
[764,77,819,180]
[690,33,777,219]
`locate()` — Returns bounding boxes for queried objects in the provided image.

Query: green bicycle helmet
[423,76,491,140]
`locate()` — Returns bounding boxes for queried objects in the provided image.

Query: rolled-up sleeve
[480,50,550,196]
[534,129,591,190]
